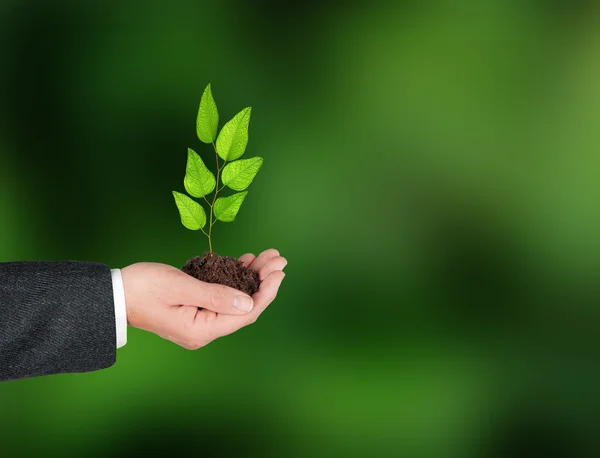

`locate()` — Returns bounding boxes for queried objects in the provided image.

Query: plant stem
[206,141,226,253]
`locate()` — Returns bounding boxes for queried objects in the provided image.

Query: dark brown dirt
[182,252,260,296]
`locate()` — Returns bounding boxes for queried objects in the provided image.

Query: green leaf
[221,157,263,191]
[196,83,219,143]
[184,148,216,198]
[215,107,251,161]
[214,191,248,222]
[172,191,206,230]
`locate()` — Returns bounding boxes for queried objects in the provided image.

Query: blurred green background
[1,0,600,456]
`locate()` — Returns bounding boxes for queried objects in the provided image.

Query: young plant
[172,83,263,254]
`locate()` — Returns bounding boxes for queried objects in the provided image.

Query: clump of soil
[182,252,260,296]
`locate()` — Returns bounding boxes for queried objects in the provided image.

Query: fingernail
[234,295,254,313]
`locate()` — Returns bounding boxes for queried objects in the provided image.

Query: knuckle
[263,291,277,306]
[270,287,281,302]
[185,337,204,350]
[209,286,228,310]
[246,314,259,325]
[183,327,207,350]
[273,256,287,269]
[203,311,218,326]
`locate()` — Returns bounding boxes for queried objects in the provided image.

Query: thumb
[173,271,254,315]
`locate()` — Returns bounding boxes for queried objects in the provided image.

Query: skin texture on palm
[121,249,287,349]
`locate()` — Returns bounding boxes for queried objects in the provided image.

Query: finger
[208,269,286,338]
[257,256,288,281]
[171,270,254,315]
[249,248,281,273]
[252,270,285,312]
[238,253,256,268]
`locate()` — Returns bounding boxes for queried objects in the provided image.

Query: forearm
[0,261,117,381]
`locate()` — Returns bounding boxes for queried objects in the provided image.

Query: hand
[121,249,287,349]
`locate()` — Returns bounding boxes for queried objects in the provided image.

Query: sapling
[172,83,263,295]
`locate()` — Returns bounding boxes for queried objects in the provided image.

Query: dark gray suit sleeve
[0,261,117,381]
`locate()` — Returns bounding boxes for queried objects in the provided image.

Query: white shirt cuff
[110,269,128,349]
